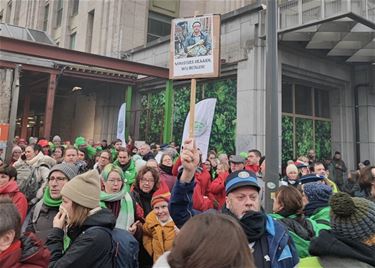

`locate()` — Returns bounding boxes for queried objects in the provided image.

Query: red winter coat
[0,232,50,268]
[172,157,213,211]
[172,156,182,177]
[0,180,28,223]
[192,165,213,211]
[209,171,229,209]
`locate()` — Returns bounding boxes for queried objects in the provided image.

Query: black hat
[299,173,325,184]
[225,170,260,195]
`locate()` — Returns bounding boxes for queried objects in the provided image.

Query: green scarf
[42,187,71,251]
[100,187,134,230]
[43,187,62,207]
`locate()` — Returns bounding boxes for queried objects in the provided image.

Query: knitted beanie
[286,164,298,175]
[48,163,78,181]
[52,135,61,142]
[303,182,332,203]
[151,192,171,208]
[61,169,100,209]
[12,145,22,153]
[330,192,375,244]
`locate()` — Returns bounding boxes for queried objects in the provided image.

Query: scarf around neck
[159,164,173,175]
[43,186,62,207]
[100,187,134,230]
[0,180,19,194]
[223,207,266,243]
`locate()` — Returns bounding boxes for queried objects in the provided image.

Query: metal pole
[264,0,279,213]
[6,64,21,160]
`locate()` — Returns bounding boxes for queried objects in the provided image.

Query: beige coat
[142,211,176,263]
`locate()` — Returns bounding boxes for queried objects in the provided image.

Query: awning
[279,12,375,63]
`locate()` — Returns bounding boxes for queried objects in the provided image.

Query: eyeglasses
[140,178,155,184]
[107,179,123,184]
[100,156,110,160]
[49,176,67,183]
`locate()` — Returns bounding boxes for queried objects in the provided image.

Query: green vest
[298,257,323,268]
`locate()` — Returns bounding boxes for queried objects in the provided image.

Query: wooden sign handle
[189,78,196,138]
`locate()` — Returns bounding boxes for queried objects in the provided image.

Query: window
[295,84,312,116]
[282,82,293,113]
[86,9,94,52]
[0,10,4,22]
[281,79,331,164]
[147,11,172,43]
[56,0,63,27]
[43,4,49,31]
[70,32,76,49]
[72,0,79,16]
[314,88,330,118]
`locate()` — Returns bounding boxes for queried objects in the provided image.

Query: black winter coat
[309,230,375,267]
[46,208,116,268]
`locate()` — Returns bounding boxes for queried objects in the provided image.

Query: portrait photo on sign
[174,17,213,59]
[170,14,220,80]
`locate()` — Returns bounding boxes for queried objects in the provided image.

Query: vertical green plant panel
[282,115,294,164]
[139,91,165,143]
[295,118,314,158]
[315,120,331,160]
[139,94,149,141]
[172,78,237,154]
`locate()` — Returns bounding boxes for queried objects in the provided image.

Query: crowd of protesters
[0,134,374,267]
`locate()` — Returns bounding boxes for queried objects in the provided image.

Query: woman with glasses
[131,166,169,268]
[100,164,138,232]
[26,163,78,241]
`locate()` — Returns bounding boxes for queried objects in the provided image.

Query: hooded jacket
[0,232,50,268]
[302,230,375,268]
[169,176,299,268]
[143,211,176,262]
[46,208,116,268]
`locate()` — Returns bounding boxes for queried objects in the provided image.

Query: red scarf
[0,240,21,265]
[0,181,19,194]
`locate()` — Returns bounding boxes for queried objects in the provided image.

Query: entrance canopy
[278,12,375,63]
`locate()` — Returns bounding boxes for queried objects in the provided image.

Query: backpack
[88,226,139,268]
[19,167,41,203]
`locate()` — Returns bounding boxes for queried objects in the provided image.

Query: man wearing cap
[229,155,246,172]
[170,139,299,268]
[25,163,78,241]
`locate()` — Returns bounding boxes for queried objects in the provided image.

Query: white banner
[182,98,217,162]
[117,103,126,147]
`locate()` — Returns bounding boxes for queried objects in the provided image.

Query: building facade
[1,0,374,169]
